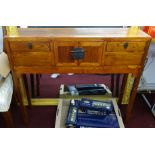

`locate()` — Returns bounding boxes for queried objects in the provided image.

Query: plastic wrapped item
[0,52,11,78]
[67,85,79,96]
[59,84,112,99]
[67,84,107,95]
[55,99,124,128]
[65,99,120,128]
[66,100,79,127]
[0,74,13,112]
[77,113,119,128]
[80,98,114,114]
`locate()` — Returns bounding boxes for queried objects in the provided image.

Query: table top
[6,28,151,39]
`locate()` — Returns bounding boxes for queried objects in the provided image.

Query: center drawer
[54,41,105,67]
[106,41,146,52]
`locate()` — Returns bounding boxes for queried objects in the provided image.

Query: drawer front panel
[10,41,51,52]
[104,52,144,66]
[54,41,78,66]
[78,42,105,66]
[13,52,53,66]
[106,41,146,52]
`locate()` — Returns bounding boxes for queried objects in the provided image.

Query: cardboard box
[0,52,10,78]
[59,84,112,100]
[55,99,124,128]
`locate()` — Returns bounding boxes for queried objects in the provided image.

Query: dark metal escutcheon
[124,42,128,49]
[71,47,85,60]
[27,42,33,49]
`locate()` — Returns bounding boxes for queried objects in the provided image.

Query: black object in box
[59,84,112,99]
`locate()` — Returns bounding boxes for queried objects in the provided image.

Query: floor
[0,74,155,128]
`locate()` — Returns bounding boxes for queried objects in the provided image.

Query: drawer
[78,42,105,66]
[10,41,51,52]
[13,52,54,66]
[54,41,78,66]
[104,52,144,66]
[106,41,146,52]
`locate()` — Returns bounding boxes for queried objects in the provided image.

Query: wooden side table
[4,28,151,125]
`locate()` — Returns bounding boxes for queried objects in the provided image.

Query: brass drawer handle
[124,42,128,49]
[27,42,33,49]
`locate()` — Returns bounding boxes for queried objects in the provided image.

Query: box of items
[59,84,112,100]
[55,99,124,128]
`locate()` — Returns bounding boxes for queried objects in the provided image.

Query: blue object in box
[80,98,114,114]
[66,99,79,127]
[77,113,119,128]
[65,98,120,128]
